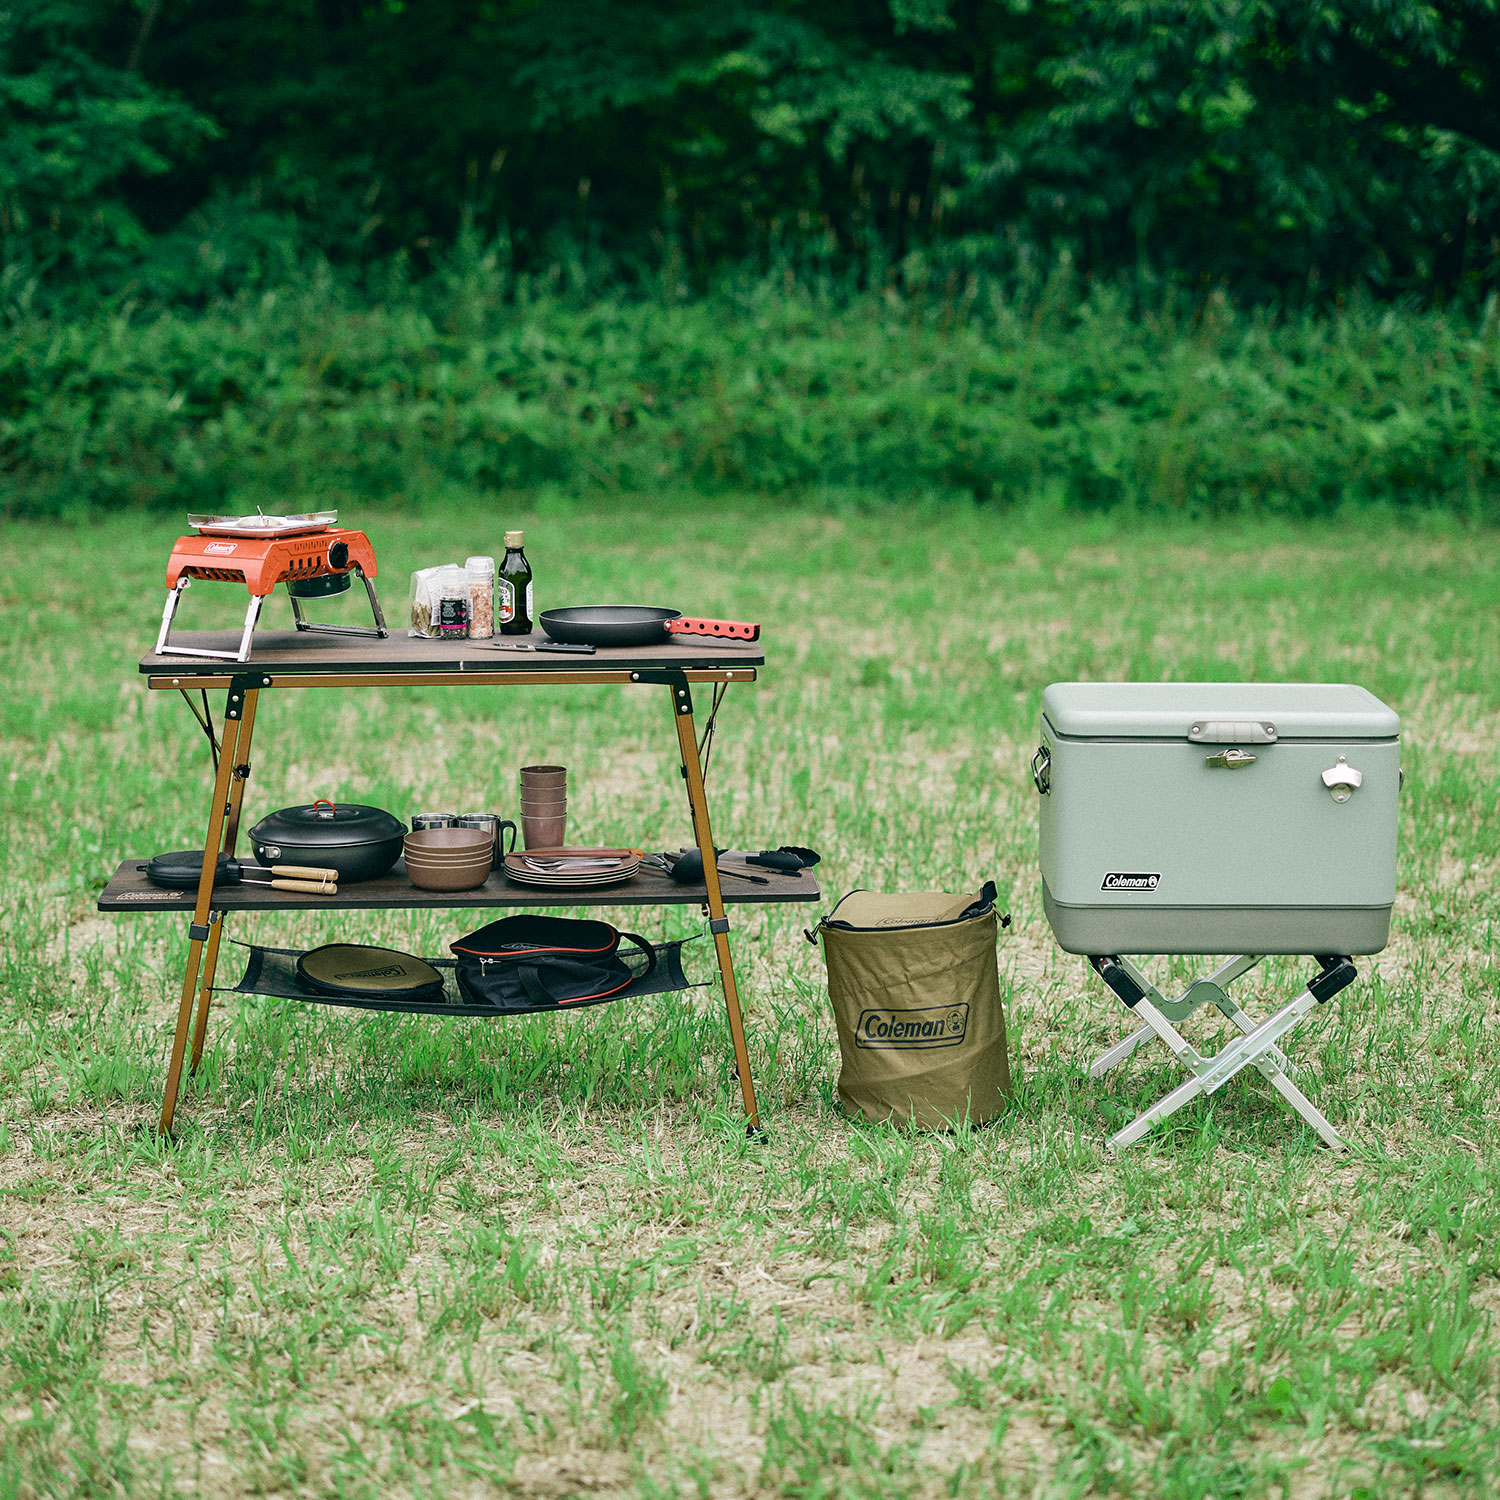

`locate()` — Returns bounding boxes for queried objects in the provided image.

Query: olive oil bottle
[497,530,533,635]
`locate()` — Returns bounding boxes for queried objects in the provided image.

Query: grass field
[2,495,1499,1498]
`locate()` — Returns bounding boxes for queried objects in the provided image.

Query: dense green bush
[3,263,1497,518]
[4,1,1500,302]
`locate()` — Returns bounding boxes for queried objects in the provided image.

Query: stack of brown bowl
[403,827,494,891]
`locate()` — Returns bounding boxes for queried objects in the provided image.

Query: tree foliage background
[4,2,1499,518]
[5,0,1500,306]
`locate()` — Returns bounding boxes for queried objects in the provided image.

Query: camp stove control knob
[1321,756,1363,803]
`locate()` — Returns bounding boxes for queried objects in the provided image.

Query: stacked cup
[520,765,568,848]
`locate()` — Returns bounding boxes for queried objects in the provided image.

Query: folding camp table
[1086,952,1357,1152]
[98,628,818,1137]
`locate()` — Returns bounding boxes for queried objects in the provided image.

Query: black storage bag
[450,915,656,1011]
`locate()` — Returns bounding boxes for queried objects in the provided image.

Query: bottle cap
[504,530,524,548]
[465,555,494,571]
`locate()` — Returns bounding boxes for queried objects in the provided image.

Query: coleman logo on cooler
[855,1004,968,1050]
[1102,872,1161,892]
[203,541,238,554]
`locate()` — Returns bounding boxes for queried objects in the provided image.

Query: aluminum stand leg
[155,580,189,655]
[1089,955,1271,1078]
[234,595,265,662]
[289,568,389,639]
[1093,954,1350,1153]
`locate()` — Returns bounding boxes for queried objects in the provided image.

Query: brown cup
[519,765,568,791]
[520,792,567,813]
[522,808,568,849]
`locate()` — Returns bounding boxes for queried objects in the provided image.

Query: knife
[477,641,598,655]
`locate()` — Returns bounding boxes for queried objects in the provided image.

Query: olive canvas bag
[811,882,1012,1129]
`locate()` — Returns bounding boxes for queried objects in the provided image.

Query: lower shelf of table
[98,858,820,913]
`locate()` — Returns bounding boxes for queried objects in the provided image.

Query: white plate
[503,865,639,889]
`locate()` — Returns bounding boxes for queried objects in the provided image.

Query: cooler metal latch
[1321,755,1363,802]
[1205,748,1257,769]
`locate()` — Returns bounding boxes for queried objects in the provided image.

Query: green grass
[1,494,1499,1497]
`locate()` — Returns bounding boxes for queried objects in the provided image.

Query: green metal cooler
[1032,682,1401,1152]
[1035,682,1401,956]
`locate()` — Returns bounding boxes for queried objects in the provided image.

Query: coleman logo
[855,1004,968,1051]
[203,541,238,554]
[1102,872,1161,892]
[334,963,409,980]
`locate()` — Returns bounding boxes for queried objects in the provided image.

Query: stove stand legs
[1089,953,1353,1153]
[288,566,389,639]
[155,579,268,663]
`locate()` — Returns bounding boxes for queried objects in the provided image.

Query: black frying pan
[540,606,760,649]
[142,850,338,893]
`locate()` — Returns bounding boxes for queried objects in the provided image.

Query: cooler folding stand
[1035,682,1402,1153]
[1083,952,1355,1151]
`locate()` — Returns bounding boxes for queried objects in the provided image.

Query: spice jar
[434,566,471,639]
[465,555,495,638]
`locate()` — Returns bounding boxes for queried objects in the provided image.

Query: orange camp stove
[155,512,389,662]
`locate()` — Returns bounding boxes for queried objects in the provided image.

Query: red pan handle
[663,617,761,641]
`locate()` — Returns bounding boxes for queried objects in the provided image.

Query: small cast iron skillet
[540,606,759,649]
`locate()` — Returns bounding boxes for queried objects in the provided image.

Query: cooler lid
[1041,682,1399,740]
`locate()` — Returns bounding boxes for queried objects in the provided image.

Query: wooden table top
[140,628,765,678]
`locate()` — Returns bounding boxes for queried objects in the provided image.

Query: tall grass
[4,255,1498,517]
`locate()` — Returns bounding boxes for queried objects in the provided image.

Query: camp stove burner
[155,520,389,662]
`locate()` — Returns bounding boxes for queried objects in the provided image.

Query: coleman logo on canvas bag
[1102,872,1161,892]
[855,1004,969,1050]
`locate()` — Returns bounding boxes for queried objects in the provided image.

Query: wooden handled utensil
[142,851,339,894]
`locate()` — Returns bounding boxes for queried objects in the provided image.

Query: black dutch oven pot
[249,799,406,882]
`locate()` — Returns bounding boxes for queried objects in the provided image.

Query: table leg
[189,688,259,1073]
[158,700,245,1137]
[670,686,761,1133]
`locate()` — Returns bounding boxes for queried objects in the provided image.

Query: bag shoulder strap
[512,931,660,1007]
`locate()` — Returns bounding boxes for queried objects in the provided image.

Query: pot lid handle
[313,798,337,820]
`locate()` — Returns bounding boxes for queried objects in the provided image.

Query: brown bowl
[405,827,492,856]
[404,852,494,870]
[405,859,491,892]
